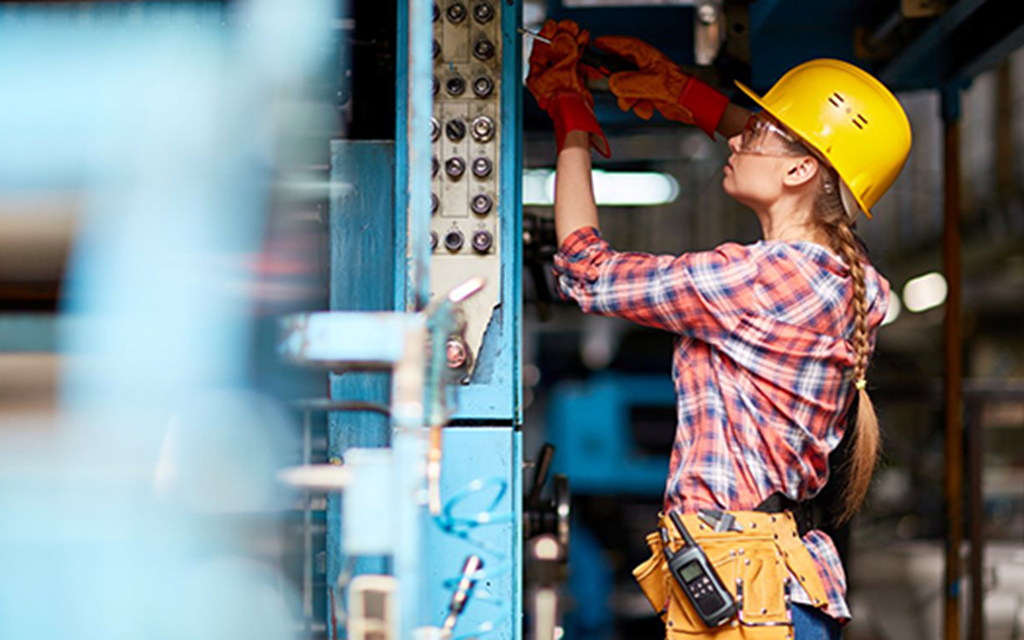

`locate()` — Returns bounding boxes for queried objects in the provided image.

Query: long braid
[814,167,881,524]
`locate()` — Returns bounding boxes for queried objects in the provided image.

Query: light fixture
[523,169,680,207]
[902,272,948,313]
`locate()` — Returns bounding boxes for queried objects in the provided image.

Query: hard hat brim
[733,80,873,220]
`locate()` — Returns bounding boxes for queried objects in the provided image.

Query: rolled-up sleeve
[552,226,760,339]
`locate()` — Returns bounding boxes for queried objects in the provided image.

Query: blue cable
[433,476,514,640]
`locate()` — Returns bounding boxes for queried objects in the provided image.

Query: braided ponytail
[813,167,881,525]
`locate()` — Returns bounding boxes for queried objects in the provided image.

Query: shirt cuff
[551,226,609,300]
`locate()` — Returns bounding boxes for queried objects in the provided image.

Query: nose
[727,134,742,154]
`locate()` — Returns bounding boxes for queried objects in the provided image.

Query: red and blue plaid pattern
[553,227,890,622]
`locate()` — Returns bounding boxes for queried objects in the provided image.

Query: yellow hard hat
[735,59,912,219]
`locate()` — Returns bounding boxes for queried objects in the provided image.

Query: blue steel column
[327,141,396,634]
[396,0,434,312]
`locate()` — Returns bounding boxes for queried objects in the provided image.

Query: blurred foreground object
[0,2,336,639]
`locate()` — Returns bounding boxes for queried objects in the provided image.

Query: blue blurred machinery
[548,375,673,496]
[545,375,674,640]
[292,1,529,639]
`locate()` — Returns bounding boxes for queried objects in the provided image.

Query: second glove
[591,36,729,139]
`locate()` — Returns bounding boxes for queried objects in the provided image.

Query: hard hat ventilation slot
[853,120,864,130]
[828,93,846,108]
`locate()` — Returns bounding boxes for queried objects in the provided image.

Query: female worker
[526,20,911,640]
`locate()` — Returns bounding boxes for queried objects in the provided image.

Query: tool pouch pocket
[633,519,796,639]
[632,531,672,621]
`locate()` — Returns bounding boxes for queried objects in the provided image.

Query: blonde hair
[812,165,880,525]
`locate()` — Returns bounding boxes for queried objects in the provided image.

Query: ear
[782,156,819,188]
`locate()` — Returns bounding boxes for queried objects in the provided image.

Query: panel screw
[472,230,493,253]
[445,118,466,142]
[445,157,466,179]
[473,2,494,23]
[446,75,466,96]
[471,193,492,215]
[446,2,466,23]
[473,39,495,61]
[471,115,495,142]
[472,157,492,178]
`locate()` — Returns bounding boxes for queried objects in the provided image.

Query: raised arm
[554,131,599,245]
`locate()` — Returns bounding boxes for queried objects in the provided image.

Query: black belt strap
[754,492,815,537]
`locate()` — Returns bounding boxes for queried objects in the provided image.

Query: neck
[755,201,831,247]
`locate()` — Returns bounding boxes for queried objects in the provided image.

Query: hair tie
[855,378,867,391]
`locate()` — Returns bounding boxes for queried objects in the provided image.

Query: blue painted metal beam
[878,0,990,87]
[954,21,1024,80]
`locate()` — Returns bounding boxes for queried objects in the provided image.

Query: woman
[526,20,912,639]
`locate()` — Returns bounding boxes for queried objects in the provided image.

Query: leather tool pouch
[632,512,828,639]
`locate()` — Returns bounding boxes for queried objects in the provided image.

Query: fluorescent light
[523,169,553,205]
[882,291,901,326]
[523,169,680,207]
[902,272,948,313]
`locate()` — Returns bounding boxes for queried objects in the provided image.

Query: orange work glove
[591,36,729,139]
[526,19,610,157]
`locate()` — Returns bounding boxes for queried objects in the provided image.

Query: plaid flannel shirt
[552,226,890,622]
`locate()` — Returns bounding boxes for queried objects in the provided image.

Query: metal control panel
[431,0,504,383]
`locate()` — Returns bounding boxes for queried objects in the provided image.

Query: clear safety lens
[739,114,808,157]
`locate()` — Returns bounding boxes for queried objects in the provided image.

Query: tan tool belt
[632,511,829,639]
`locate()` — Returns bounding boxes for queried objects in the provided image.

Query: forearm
[554,130,600,246]
[717,102,752,139]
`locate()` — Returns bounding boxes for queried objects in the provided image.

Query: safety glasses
[738,113,811,157]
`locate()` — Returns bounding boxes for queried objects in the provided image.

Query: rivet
[745,559,751,566]
[761,607,768,614]
[751,522,757,529]
[667,620,673,628]
[738,548,745,555]
[699,524,705,530]
[815,598,821,604]
[770,516,777,523]
[729,550,736,557]
[793,531,798,537]
[800,575,806,582]
[774,534,779,539]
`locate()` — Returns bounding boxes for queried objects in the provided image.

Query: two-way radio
[660,511,739,628]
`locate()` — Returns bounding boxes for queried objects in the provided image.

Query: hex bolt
[432,156,440,178]
[471,157,492,178]
[472,230,494,253]
[432,2,440,21]
[445,118,466,142]
[444,229,464,252]
[473,39,495,61]
[446,338,468,368]
[446,75,466,96]
[432,39,441,59]
[431,117,440,142]
[473,2,494,23]
[445,156,466,179]
[430,231,439,251]
[446,2,467,23]
[432,75,440,96]
[472,75,494,99]
[471,194,492,215]
[431,193,440,214]
[471,115,495,142]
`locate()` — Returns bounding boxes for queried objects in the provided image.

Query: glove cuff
[548,92,611,158]
[676,77,730,140]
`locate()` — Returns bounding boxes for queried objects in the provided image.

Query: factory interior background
[0,1,1022,640]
